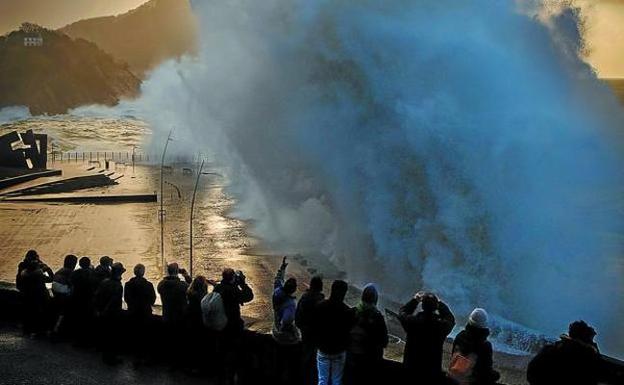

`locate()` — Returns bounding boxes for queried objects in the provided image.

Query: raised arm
[180,268,192,284]
[274,257,288,290]
[236,271,254,304]
[437,301,456,335]
[238,283,254,304]
[398,297,420,329]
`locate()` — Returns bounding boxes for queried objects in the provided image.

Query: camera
[234,270,245,284]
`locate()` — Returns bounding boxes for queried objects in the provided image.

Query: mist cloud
[136,0,624,356]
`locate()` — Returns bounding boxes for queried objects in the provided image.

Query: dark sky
[0,0,147,35]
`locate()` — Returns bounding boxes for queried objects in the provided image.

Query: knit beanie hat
[468,308,489,329]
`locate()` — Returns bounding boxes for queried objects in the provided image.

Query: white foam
[0,106,32,125]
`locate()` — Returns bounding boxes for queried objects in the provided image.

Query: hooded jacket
[349,302,389,360]
[452,324,499,385]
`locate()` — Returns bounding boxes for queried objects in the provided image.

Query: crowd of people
[13,250,609,385]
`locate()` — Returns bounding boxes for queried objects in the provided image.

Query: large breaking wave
[136,0,624,355]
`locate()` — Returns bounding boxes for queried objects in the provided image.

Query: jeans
[317,351,346,385]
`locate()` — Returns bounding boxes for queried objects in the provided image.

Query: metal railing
[47,151,150,163]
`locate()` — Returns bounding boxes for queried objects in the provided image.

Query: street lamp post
[159,129,173,275]
[189,160,221,277]
[189,159,204,278]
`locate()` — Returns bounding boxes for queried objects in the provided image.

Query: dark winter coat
[70,267,95,308]
[15,261,28,292]
[452,324,500,385]
[18,267,52,304]
[295,289,324,343]
[213,281,254,335]
[188,292,202,324]
[312,298,356,355]
[124,276,156,317]
[94,277,123,318]
[157,275,191,325]
[527,335,601,385]
[349,303,389,361]
[399,299,455,379]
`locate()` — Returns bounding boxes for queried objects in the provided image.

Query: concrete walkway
[0,325,215,385]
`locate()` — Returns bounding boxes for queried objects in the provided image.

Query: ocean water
[0,106,149,153]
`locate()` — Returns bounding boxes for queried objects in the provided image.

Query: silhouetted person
[186,275,209,372]
[18,254,54,336]
[16,250,41,292]
[527,320,602,385]
[399,291,455,382]
[125,264,156,317]
[94,262,125,365]
[69,257,95,344]
[312,280,355,385]
[272,257,301,384]
[52,254,77,296]
[93,256,113,286]
[296,275,324,385]
[213,267,254,385]
[450,308,500,385]
[51,254,77,334]
[347,284,388,385]
[158,262,192,326]
[187,275,209,331]
[157,262,192,365]
[124,264,156,364]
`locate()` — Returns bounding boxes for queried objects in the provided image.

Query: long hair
[188,275,208,300]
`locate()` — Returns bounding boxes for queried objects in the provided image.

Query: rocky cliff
[0,26,141,115]
[60,0,197,77]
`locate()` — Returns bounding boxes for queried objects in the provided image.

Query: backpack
[448,351,478,385]
[201,291,228,331]
[52,281,71,295]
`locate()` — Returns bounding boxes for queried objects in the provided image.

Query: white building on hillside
[24,34,43,47]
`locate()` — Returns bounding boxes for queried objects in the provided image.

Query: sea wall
[0,282,621,384]
[0,282,404,384]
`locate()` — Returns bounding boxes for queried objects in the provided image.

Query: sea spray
[136,0,624,355]
[0,106,32,125]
